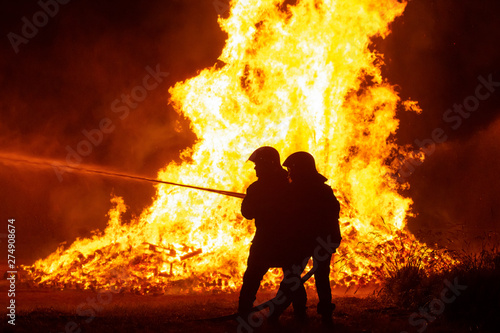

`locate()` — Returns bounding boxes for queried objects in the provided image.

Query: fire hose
[0,153,246,199]
[196,262,319,322]
[2,152,321,320]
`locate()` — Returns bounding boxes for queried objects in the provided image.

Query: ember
[22,0,457,294]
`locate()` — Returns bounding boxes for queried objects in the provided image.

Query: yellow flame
[25,0,456,293]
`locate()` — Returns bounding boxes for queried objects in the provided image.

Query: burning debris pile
[23,0,457,294]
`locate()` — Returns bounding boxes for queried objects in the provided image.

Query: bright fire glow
[24,0,456,294]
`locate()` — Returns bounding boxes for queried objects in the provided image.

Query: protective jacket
[286,174,341,261]
[241,168,290,266]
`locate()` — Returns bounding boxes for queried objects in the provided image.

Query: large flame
[25,0,455,294]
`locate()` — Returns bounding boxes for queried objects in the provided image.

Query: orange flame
[24,0,456,294]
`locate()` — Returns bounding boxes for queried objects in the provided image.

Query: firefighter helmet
[283,151,316,174]
[248,146,281,167]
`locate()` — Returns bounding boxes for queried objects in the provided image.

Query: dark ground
[0,280,480,333]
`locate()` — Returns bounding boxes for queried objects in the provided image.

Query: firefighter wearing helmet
[238,146,293,316]
[281,151,342,324]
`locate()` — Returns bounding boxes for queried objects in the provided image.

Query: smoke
[407,114,500,244]
[0,0,225,262]
[376,0,500,245]
[379,0,500,138]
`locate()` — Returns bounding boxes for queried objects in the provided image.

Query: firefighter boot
[317,302,335,325]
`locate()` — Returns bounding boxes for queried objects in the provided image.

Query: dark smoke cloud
[378,0,500,141]
[377,0,500,244]
[0,0,225,262]
[406,116,500,246]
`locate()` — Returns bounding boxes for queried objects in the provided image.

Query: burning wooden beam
[181,249,203,261]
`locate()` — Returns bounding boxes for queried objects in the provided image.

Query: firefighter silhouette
[278,151,342,324]
[238,146,293,315]
[238,148,341,325]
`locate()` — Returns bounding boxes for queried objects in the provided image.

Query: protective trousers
[314,253,334,315]
[238,249,271,313]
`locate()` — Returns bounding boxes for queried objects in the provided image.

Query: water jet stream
[0,152,245,199]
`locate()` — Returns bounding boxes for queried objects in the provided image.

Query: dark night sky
[0,0,499,263]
